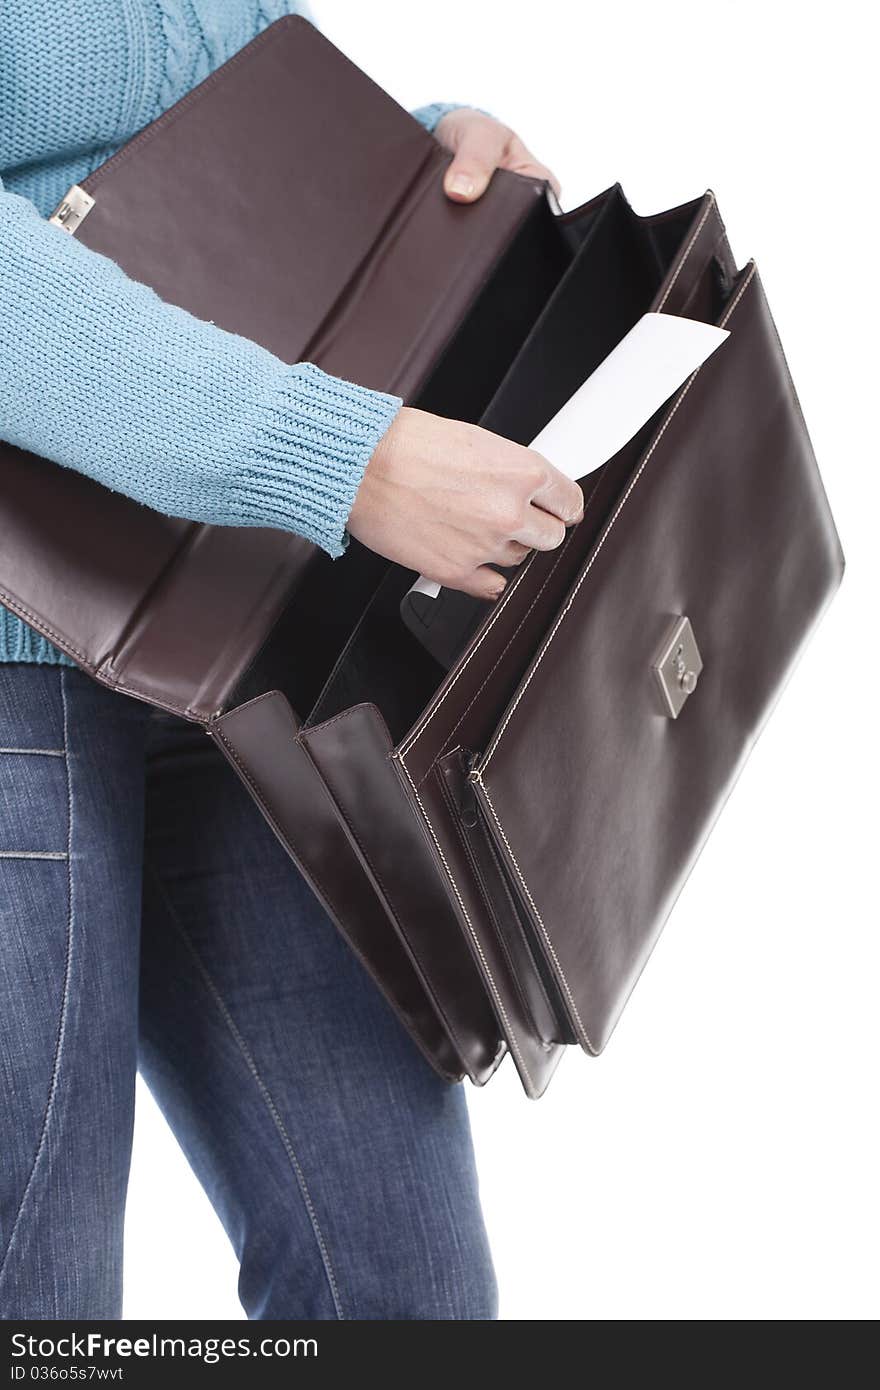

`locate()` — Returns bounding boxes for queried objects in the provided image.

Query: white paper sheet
[410,311,729,599]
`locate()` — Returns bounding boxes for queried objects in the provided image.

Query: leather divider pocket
[298,701,506,1084]
[479,183,676,446]
[300,700,566,1097]
[397,734,567,1100]
[211,691,469,1083]
[437,746,574,1049]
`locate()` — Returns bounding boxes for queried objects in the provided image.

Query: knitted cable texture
[0,0,453,666]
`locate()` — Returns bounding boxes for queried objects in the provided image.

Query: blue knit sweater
[0,0,458,666]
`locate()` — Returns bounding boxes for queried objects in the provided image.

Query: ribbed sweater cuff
[410,102,466,133]
[228,362,401,559]
[0,606,75,664]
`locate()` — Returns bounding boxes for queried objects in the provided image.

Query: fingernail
[490,579,506,600]
[449,173,476,197]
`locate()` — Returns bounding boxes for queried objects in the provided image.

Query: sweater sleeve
[0,176,402,558]
[410,102,464,133]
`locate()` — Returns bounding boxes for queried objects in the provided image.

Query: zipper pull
[459,748,481,827]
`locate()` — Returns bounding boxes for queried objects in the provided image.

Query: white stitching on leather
[475,774,597,1054]
[438,768,556,1036]
[482,263,757,772]
[401,448,609,765]
[396,756,535,1095]
[0,590,90,663]
[656,194,716,312]
[399,550,539,759]
[418,537,578,785]
[420,454,612,785]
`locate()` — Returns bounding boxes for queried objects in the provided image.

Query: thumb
[443,126,507,203]
[461,565,508,600]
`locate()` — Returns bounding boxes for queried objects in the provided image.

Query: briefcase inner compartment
[277,190,709,747]
[225,190,719,750]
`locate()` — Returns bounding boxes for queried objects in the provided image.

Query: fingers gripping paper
[410,312,730,600]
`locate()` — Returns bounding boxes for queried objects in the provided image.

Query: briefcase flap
[210,689,476,1082]
[0,15,548,717]
[68,15,435,368]
[452,264,844,1057]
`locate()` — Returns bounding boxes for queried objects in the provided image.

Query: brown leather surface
[379,193,843,1091]
[0,17,845,1094]
[211,691,467,1082]
[299,703,503,1080]
[469,264,844,1055]
[105,528,318,719]
[79,17,434,366]
[0,15,545,717]
[0,451,191,672]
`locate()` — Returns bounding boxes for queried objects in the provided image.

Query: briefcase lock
[48,184,95,234]
[652,615,703,718]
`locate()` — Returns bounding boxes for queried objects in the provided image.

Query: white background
[124,0,878,1320]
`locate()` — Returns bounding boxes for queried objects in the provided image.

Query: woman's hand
[435,108,561,203]
[347,407,583,600]
[347,112,570,599]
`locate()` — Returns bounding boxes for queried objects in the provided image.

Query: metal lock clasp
[48,184,95,234]
[652,615,703,718]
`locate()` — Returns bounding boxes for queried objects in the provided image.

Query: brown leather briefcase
[0,16,844,1095]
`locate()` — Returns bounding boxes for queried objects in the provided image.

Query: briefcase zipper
[456,748,574,1044]
[459,748,482,827]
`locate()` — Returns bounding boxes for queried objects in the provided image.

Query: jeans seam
[142,861,346,1320]
[0,851,68,860]
[0,749,66,757]
[0,670,76,1288]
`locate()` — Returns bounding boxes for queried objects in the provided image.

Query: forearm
[0,179,400,557]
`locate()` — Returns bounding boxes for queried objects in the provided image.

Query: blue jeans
[0,663,496,1320]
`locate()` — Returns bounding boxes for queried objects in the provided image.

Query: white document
[410,311,729,599]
